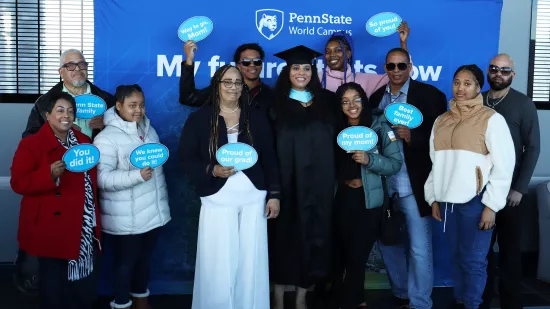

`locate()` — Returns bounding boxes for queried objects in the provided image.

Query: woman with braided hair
[180,64,280,309]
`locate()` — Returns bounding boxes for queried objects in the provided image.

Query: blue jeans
[380,194,433,309]
[442,195,493,309]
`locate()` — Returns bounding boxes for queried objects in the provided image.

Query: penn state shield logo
[256,9,284,40]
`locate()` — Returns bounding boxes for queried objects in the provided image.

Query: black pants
[38,244,99,309]
[111,228,160,306]
[334,185,383,309]
[480,203,523,309]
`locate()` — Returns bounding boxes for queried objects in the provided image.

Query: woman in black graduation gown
[269,45,338,309]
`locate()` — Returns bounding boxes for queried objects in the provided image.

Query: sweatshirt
[424,94,515,212]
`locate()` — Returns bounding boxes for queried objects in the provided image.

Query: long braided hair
[207,64,254,160]
[322,31,355,88]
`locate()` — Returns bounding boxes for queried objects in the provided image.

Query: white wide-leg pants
[192,172,269,309]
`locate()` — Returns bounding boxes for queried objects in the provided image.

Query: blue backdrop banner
[94,0,503,294]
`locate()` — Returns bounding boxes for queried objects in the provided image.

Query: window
[529,0,550,109]
[0,0,94,102]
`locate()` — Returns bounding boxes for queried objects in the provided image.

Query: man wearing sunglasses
[22,49,115,139]
[370,48,448,309]
[480,54,540,309]
[179,40,273,114]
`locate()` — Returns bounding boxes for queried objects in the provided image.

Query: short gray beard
[71,79,87,88]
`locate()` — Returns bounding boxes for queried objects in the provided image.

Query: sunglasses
[239,59,263,67]
[62,61,88,71]
[385,62,409,71]
[488,65,513,76]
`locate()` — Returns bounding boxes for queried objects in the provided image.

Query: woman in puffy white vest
[93,84,171,309]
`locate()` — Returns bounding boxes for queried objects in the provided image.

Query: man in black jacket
[179,41,274,114]
[370,48,448,309]
[480,54,541,309]
[22,49,115,139]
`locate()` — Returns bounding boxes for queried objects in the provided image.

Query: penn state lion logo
[256,9,284,40]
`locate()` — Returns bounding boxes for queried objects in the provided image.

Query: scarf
[289,89,313,103]
[56,129,96,281]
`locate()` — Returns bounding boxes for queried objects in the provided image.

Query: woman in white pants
[180,64,281,309]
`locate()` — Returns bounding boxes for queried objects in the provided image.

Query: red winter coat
[10,123,102,260]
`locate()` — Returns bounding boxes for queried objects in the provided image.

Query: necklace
[220,104,239,113]
[486,89,510,109]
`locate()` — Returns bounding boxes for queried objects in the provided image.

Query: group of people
[9,21,540,309]
[12,50,170,309]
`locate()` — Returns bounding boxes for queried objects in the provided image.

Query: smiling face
[236,49,262,82]
[385,51,411,87]
[324,40,351,71]
[289,64,312,91]
[453,70,480,101]
[341,88,362,123]
[218,67,243,103]
[116,91,145,122]
[46,98,75,135]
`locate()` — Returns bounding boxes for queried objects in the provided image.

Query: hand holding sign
[351,150,370,165]
[213,165,235,178]
[384,103,423,129]
[51,160,66,179]
[337,126,378,152]
[62,144,101,172]
[140,166,153,181]
[184,41,198,64]
[130,143,170,169]
[216,143,258,171]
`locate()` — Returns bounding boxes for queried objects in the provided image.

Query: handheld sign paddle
[62,144,100,172]
[130,143,170,169]
[384,102,423,129]
[216,143,258,171]
[366,12,403,37]
[178,16,214,43]
[337,126,378,152]
[75,94,107,119]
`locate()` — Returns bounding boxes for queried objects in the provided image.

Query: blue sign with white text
[178,16,214,43]
[130,143,170,169]
[366,12,402,37]
[62,144,100,172]
[75,94,107,119]
[384,102,424,129]
[216,143,258,171]
[337,126,378,152]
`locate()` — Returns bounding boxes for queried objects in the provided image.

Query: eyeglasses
[385,62,409,71]
[488,65,513,76]
[61,61,88,71]
[239,58,263,67]
[221,80,244,89]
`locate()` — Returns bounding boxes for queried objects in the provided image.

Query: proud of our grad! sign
[366,12,403,37]
[75,94,107,119]
[178,16,214,42]
[216,143,258,171]
[337,126,378,152]
[130,143,170,169]
[62,144,100,172]
[384,102,423,129]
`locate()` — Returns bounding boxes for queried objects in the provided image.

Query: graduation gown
[269,89,338,288]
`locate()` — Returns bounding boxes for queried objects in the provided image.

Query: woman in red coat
[10,92,102,309]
